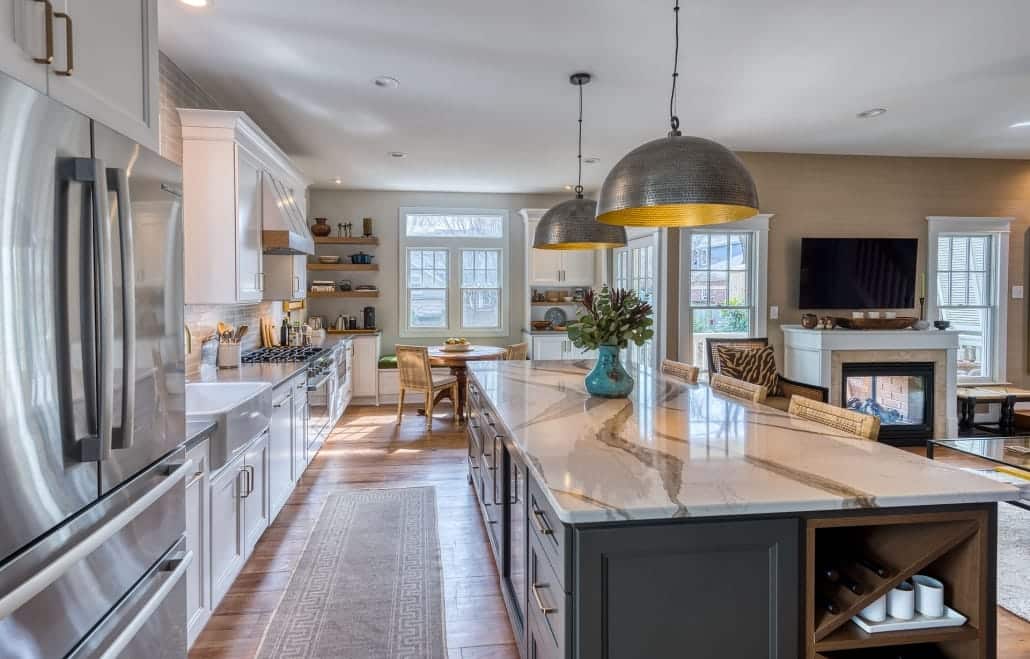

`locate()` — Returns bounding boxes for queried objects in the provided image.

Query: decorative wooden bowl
[833,316,917,330]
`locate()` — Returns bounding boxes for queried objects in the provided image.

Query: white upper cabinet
[47,0,158,148]
[1,0,157,144]
[0,0,49,91]
[521,210,597,287]
[180,110,310,304]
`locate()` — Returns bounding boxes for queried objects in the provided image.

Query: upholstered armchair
[705,337,828,411]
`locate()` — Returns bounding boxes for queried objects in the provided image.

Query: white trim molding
[925,215,1012,385]
[676,214,773,366]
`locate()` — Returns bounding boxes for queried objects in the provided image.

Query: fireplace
[840,362,935,446]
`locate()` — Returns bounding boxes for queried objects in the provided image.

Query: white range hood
[262,171,314,255]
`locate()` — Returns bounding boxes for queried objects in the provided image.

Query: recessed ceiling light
[389,151,407,159]
[856,107,887,119]
[1009,120,1030,128]
[333,178,342,185]
[373,76,400,89]
[563,184,574,191]
[179,0,208,7]
[583,157,600,164]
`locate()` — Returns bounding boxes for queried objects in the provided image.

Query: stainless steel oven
[307,343,342,454]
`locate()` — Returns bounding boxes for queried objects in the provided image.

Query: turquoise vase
[585,345,634,398]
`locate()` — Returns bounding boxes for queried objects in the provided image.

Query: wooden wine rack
[805,508,992,659]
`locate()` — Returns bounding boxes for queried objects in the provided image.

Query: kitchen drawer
[527,529,569,659]
[528,474,570,592]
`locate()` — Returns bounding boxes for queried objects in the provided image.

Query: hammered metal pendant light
[534,73,626,250]
[596,1,758,228]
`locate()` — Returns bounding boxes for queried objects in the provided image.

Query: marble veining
[468,361,1018,524]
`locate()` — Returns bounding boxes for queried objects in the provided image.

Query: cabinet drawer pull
[532,582,556,614]
[238,468,249,499]
[53,10,72,76]
[33,0,54,64]
[531,507,553,535]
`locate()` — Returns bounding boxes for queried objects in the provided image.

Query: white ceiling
[159,0,1030,193]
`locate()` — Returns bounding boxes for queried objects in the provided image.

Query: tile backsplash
[185,303,284,374]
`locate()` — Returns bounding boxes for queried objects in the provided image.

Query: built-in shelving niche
[806,509,991,659]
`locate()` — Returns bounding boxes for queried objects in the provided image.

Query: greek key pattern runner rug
[258,487,446,658]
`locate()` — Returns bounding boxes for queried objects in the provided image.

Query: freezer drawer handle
[95,550,193,659]
[0,458,192,620]
[108,167,136,451]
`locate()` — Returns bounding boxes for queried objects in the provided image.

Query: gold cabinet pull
[532,582,556,614]
[53,10,72,76]
[32,0,54,63]
[531,507,553,535]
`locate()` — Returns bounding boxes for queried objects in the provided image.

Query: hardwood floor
[190,409,1029,658]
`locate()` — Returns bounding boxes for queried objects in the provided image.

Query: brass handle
[531,507,553,535]
[532,582,556,614]
[33,0,54,63]
[53,10,72,76]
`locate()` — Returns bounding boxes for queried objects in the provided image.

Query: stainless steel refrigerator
[0,70,189,657]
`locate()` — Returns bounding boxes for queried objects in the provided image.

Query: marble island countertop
[467,360,1019,524]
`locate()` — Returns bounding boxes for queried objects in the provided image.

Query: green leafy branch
[566,286,654,350]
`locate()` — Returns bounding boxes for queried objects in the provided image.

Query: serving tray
[834,316,917,330]
[851,605,967,633]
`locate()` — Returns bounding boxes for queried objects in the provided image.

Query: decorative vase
[585,345,634,398]
[362,217,374,237]
[311,217,332,237]
[801,313,819,329]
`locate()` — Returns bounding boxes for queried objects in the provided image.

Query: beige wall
[308,189,567,352]
[704,152,1030,385]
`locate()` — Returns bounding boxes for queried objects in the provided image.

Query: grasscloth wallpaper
[727,152,1030,385]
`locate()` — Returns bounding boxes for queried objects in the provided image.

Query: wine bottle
[838,574,865,595]
[856,555,891,578]
[816,595,840,615]
[817,565,840,583]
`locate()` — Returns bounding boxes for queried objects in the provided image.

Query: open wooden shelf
[313,236,379,245]
[531,301,582,306]
[815,622,978,652]
[307,263,379,271]
[805,509,990,659]
[307,290,379,298]
[326,328,379,334]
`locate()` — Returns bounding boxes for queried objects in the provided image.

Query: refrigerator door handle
[107,167,136,451]
[59,158,114,462]
[0,458,191,620]
[93,550,193,659]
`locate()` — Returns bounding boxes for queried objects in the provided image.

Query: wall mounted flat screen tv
[799,238,918,309]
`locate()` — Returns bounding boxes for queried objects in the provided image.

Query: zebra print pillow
[716,345,781,397]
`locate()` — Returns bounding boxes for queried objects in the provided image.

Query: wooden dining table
[418,345,507,420]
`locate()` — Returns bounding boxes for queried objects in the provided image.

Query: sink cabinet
[242,433,269,556]
[267,383,294,521]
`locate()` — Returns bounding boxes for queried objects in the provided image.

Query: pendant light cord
[576,79,584,198]
[669,0,681,135]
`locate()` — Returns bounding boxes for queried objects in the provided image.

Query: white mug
[852,311,865,319]
[859,594,888,622]
[867,311,881,319]
[885,311,897,319]
[912,574,945,618]
[887,581,915,620]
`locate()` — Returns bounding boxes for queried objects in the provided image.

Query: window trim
[399,207,510,338]
[677,214,771,368]
[926,216,1012,385]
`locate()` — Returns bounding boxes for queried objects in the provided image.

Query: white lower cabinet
[526,333,597,361]
[242,434,269,556]
[209,452,245,607]
[291,374,308,479]
[351,334,380,400]
[185,438,211,649]
[268,385,294,520]
[209,431,269,608]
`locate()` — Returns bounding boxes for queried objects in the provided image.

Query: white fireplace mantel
[782,325,960,438]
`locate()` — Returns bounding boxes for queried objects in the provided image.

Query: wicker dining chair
[505,342,529,360]
[395,345,459,431]
[661,359,699,384]
[710,373,768,404]
[787,395,881,441]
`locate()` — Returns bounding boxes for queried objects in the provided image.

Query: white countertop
[467,360,1018,524]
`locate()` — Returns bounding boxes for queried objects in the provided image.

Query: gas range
[241,347,326,363]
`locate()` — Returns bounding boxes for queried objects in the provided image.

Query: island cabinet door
[574,518,799,659]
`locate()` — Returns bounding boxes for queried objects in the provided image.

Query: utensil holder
[217,342,241,369]
[912,574,945,618]
[887,581,915,620]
